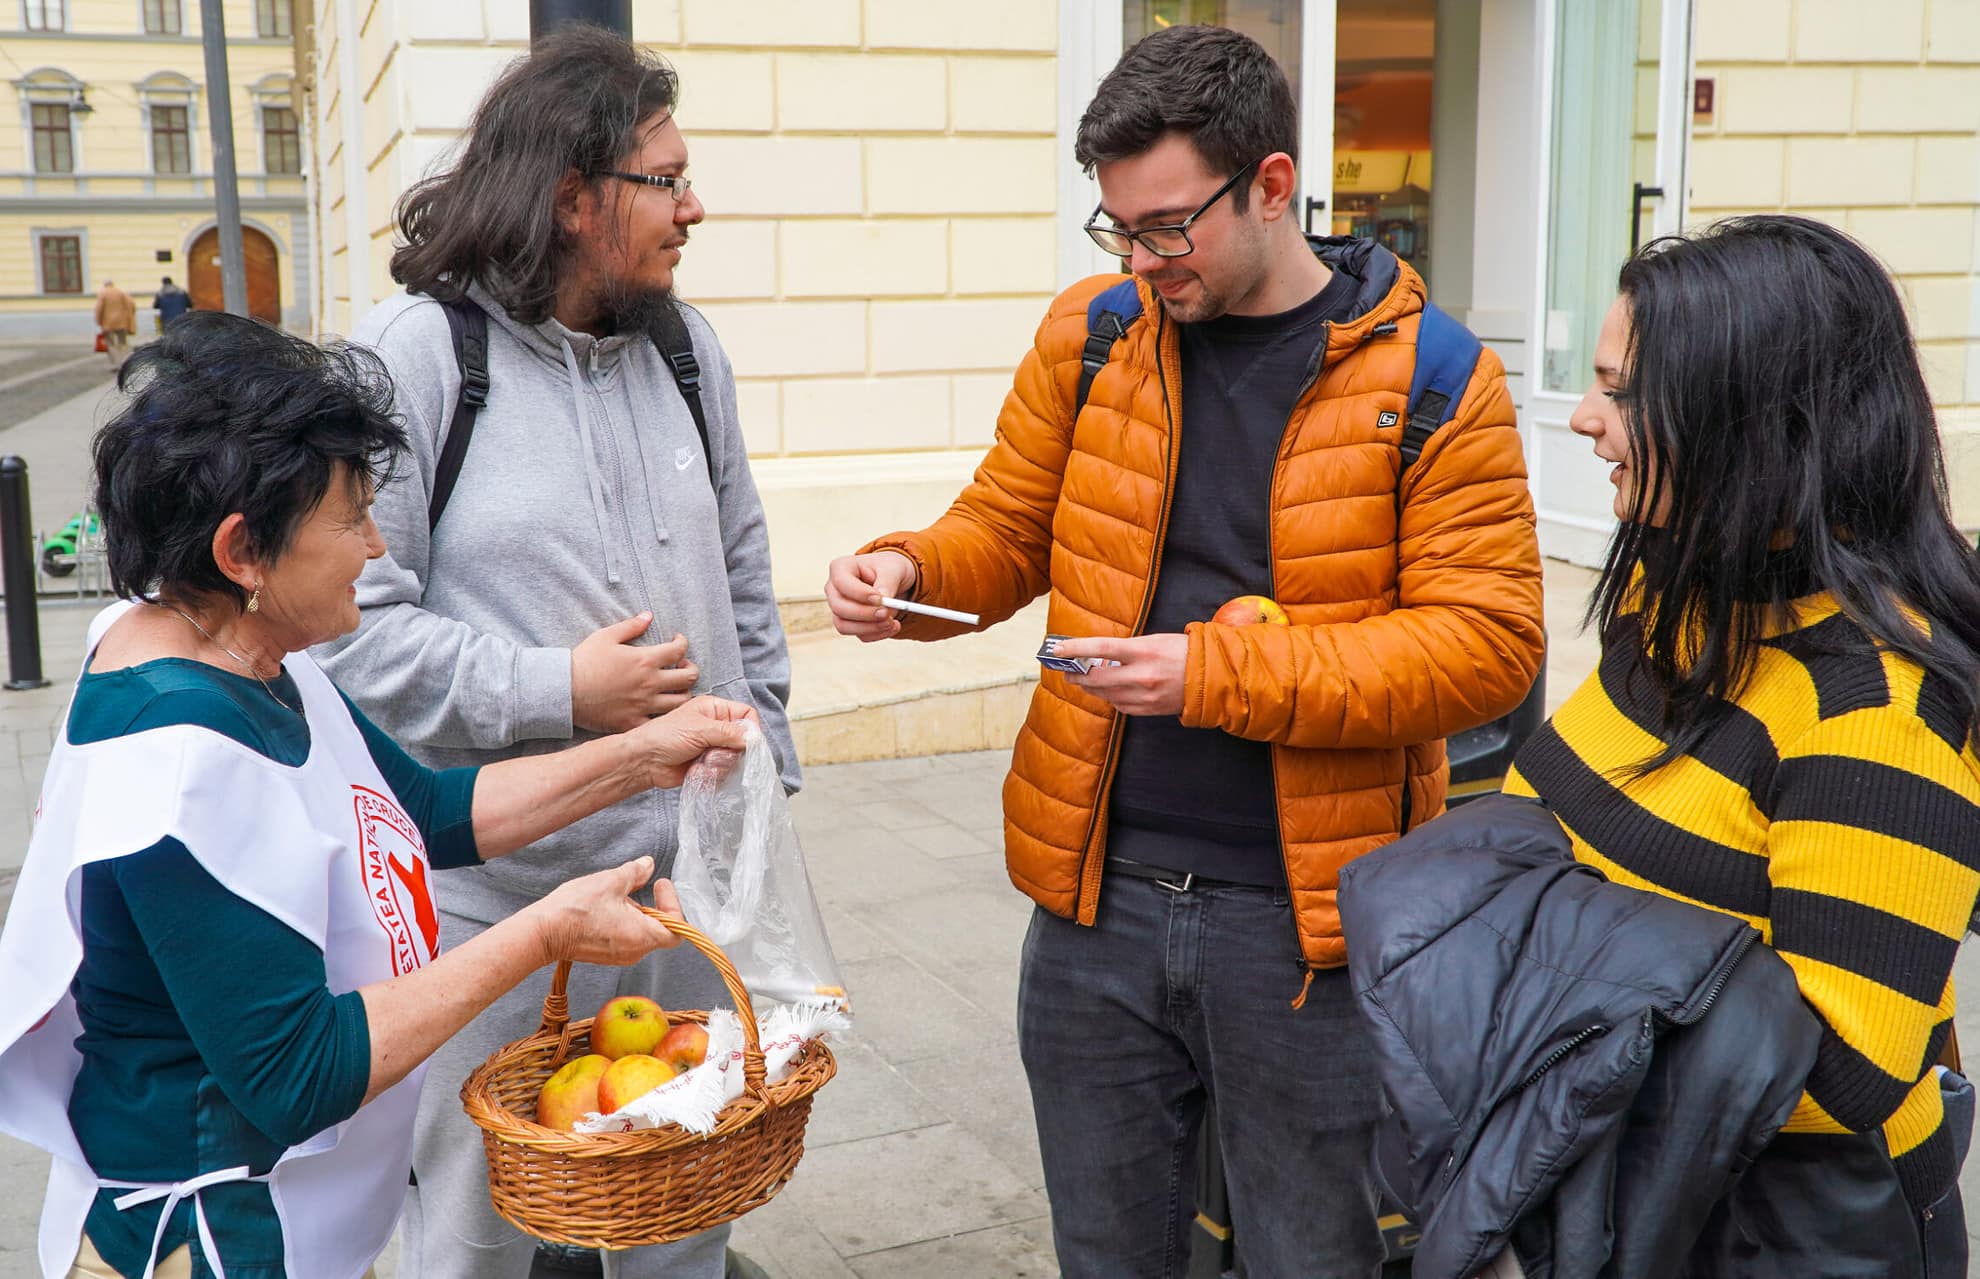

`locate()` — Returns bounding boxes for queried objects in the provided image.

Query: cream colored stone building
[1686,0,1980,528]
[295,0,1980,591]
[0,0,310,336]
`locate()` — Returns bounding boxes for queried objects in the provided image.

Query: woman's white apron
[0,603,441,1278]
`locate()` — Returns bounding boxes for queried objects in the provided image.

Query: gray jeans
[1017,873,1386,1279]
[399,906,732,1279]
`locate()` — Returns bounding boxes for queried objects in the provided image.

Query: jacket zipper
[1439,930,1764,1192]
[1655,927,1760,1028]
[1509,931,1758,1095]
[1270,326,1330,984]
[1512,1022,1612,1094]
[1074,300,1182,920]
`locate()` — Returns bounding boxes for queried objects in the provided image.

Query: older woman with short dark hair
[0,312,754,1279]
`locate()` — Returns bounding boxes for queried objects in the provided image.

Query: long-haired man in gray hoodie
[317,28,795,1279]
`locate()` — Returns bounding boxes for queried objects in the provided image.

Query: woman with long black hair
[1504,214,1980,1275]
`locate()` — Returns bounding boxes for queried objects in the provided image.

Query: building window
[262,106,300,174]
[151,104,191,173]
[143,0,182,34]
[22,0,65,30]
[38,235,82,294]
[31,103,73,173]
[255,0,291,37]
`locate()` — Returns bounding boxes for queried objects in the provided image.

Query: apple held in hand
[1210,594,1289,627]
[657,1021,710,1073]
[595,1053,678,1113]
[535,1053,611,1131]
[591,995,669,1060]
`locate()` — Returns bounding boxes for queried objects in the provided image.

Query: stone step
[785,598,1048,766]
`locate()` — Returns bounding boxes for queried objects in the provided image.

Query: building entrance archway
[189,225,280,324]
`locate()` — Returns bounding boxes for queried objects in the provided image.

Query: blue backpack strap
[1399,302,1483,475]
[1075,278,1144,418]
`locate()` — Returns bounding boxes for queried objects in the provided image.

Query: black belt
[1104,857,1254,893]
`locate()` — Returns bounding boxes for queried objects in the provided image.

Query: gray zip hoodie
[317,286,798,921]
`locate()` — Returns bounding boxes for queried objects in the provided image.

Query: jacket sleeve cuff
[858,534,930,595]
[514,645,574,741]
[1179,622,1214,729]
[856,535,943,637]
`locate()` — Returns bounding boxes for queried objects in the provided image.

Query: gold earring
[246,588,260,614]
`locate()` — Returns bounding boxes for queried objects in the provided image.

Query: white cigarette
[880,596,980,626]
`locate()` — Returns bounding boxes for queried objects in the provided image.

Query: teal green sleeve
[339,689,481,869]
[105,841,373,1149]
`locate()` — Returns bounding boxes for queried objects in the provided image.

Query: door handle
[1305,196,1327,237]
[1631,182,1664,253]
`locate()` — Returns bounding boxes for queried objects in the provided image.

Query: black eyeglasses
[1083,159,1261,259]
[607,171,694,202]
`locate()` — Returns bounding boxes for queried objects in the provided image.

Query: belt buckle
[1155,871,1195,893]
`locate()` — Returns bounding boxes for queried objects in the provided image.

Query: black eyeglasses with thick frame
[1083,159,1262,260]
[606,171,694,201]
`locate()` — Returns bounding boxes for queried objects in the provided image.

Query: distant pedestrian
[93,280,135,369]
[154,276,191,328]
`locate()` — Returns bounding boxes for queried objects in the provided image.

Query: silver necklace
[164,603,302,715]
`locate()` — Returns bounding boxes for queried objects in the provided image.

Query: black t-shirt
[1106,269,1360,886]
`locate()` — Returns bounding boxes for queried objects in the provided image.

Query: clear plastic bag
[672,723,849,1013]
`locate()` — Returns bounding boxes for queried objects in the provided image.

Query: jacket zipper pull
[1290,964,1315,1010]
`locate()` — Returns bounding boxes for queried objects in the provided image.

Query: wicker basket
[460,910,838,1249]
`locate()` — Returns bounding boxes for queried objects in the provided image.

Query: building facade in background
[299,0,1980,586]
[0,0,309,338]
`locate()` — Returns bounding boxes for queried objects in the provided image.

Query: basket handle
[539,908,767,1097]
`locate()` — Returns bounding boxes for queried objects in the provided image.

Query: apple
[590,995,668,1060]
[595,1053,678,1113]
[656,1021,710,1074]
[534,1053,611,1131]
[1210,594,1290,627]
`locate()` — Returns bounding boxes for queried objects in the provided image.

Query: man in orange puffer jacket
[826,25,1543,1278]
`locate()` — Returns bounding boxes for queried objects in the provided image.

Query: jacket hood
[467,282,645,371]
[1307,235,1426,349]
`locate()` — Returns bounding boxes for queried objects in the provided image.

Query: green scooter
[40,510,98,578]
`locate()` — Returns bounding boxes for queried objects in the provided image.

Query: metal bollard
[1,455,50,690]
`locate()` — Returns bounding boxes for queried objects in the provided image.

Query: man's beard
[1151,272,1234,324]
[595,274,676,338]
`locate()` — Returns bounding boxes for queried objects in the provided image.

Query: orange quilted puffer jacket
[864,239,1544,973]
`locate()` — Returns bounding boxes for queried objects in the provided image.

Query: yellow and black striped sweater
[1506,594,1980,1209]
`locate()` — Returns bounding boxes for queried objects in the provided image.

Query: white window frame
[250,74,296,176]
[21,0,66,32]
[18,68,84,177]
[32,228,88,295]
[139,72,200,177]
[139,0,184,35]
[1523,0,1695,562]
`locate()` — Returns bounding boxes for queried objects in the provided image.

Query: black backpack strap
[651,303,712,484]
[429,297,489,531]
[1075,277,1145,419]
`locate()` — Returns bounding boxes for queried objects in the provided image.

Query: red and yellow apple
[1210,595,1289,627]
[595,1053,678,1113]
[590,995,669,1060]
[656,1021,710,1074]
[534,1053,611,1131]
